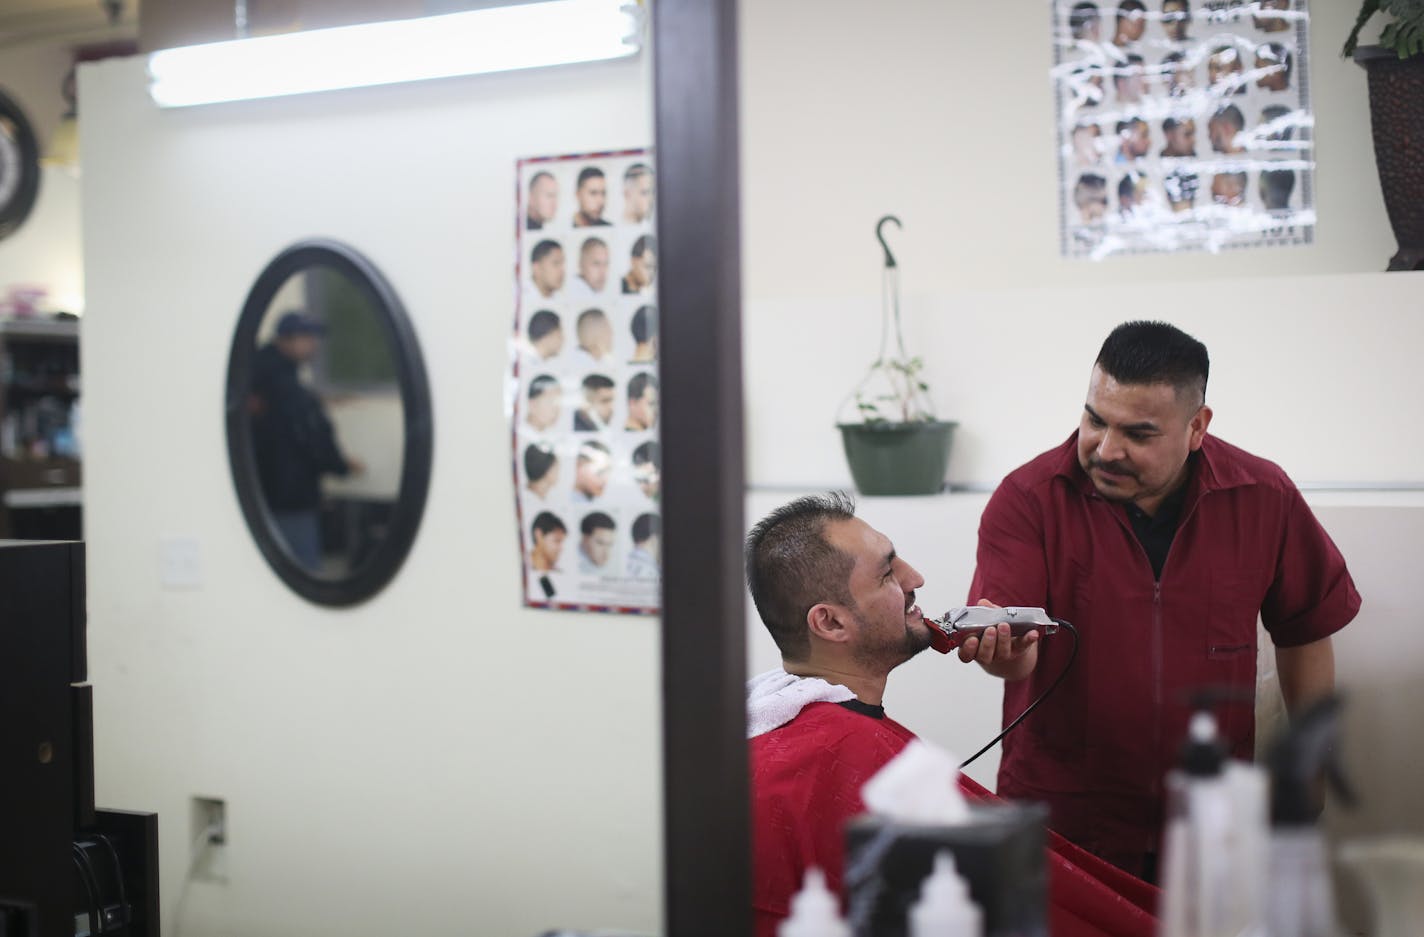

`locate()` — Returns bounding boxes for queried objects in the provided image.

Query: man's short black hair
[1117,0,1146,18]
[528,309,561,342]
[631,305,658,343]
[1260,168,1296,210]
[1075,174,1108,205]
[528,374,559,399]
[1118,172,1143,200]
[1070,1,1100,35]
[745,491,857,661]
[532,511,566,537]
[576,166,605,188]
[577,307,608,331]
[1210,104,1245,131]
[582,373,615,393]
[531,239,562,264]
[524,443,557,481]
[1096,321,1209,405]
[632,440,660,468]
[628,371,657,401]
[578,439,610,460]
[1260,104,1295,141]
[580,236,608,257]
[624,162,652,183]
[1116,117,1146,134]
[529,170,554,191]
[581,511,615,536]
[632,512,660,544]
[1257,41,1293,82]
[631,234,656,259]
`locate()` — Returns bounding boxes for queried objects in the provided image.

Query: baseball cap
[275,311,326,337]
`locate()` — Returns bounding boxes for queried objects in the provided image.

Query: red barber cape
[750,701,1157,937]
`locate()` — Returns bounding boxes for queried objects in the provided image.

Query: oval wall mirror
[0,87,41,242]
[225,240,432,606]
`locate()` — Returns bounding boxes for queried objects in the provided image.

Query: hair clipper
[926,606,1059,655]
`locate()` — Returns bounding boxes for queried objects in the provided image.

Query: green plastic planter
[837,420,957,496]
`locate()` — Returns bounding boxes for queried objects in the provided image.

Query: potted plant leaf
[1344,0,1424,270]
[835,216,956,496]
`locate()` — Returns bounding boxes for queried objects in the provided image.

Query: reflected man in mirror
[249,311,364,571]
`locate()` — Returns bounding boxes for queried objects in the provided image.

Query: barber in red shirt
[962,320,1361,882]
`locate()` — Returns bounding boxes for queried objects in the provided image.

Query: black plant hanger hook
[876,214,902,269]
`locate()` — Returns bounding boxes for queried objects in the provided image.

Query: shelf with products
[0,315,82,539]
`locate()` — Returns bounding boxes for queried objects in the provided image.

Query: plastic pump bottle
[1160,710,1239,937]
[1263,694,1352,937]
[909,851,983,937]
[779,867,850,937]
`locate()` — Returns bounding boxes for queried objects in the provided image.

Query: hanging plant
[835,216,956,496]
[845,216,937,425]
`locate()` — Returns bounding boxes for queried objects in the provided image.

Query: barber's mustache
[1089,457,1137,478]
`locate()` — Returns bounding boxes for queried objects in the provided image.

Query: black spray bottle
[1262,693,1353,937]
[1160,692,1270,937]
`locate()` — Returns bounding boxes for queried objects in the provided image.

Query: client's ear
[806,603,852,644]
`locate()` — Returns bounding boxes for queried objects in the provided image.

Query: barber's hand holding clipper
[957,599,1041,682]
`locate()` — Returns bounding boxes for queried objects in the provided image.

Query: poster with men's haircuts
[509,149,661,614]
[1053,0,1314,259]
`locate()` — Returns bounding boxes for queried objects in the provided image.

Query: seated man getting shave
[746,492,1156,937]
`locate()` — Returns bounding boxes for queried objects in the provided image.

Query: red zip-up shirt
[968,433,1360,872]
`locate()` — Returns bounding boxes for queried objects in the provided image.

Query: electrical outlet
[191,796,228,883]
[193,796,225,845]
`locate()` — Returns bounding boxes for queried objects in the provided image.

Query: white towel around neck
[746,668,856,739]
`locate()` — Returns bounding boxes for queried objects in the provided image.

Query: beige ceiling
[0,0,141,51]
[0,1,526,53]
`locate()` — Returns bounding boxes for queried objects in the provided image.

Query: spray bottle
[780,867,851,937]
[1159,708,1239,937]
[1262,693,1353,937]
[908,851,983,937]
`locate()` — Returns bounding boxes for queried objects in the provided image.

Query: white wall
[80,55,660,937]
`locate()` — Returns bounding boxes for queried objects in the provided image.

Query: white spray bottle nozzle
[910,851,983,937]
[779,866,850,937]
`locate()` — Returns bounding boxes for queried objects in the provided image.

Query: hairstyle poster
[509,149,661,613]
[1053,0,1314,259]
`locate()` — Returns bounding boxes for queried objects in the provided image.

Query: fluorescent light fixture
[148,0,640,108]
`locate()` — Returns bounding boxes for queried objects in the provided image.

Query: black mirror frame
[653,2,750,935]
[0,87,42,242]
[224,239,433,607]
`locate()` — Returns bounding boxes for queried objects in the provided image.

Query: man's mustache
[1089,457,1136,478]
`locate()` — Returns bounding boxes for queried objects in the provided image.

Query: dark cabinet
[0,317,81,539]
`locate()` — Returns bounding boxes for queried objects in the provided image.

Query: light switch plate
[159,537,203,590]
